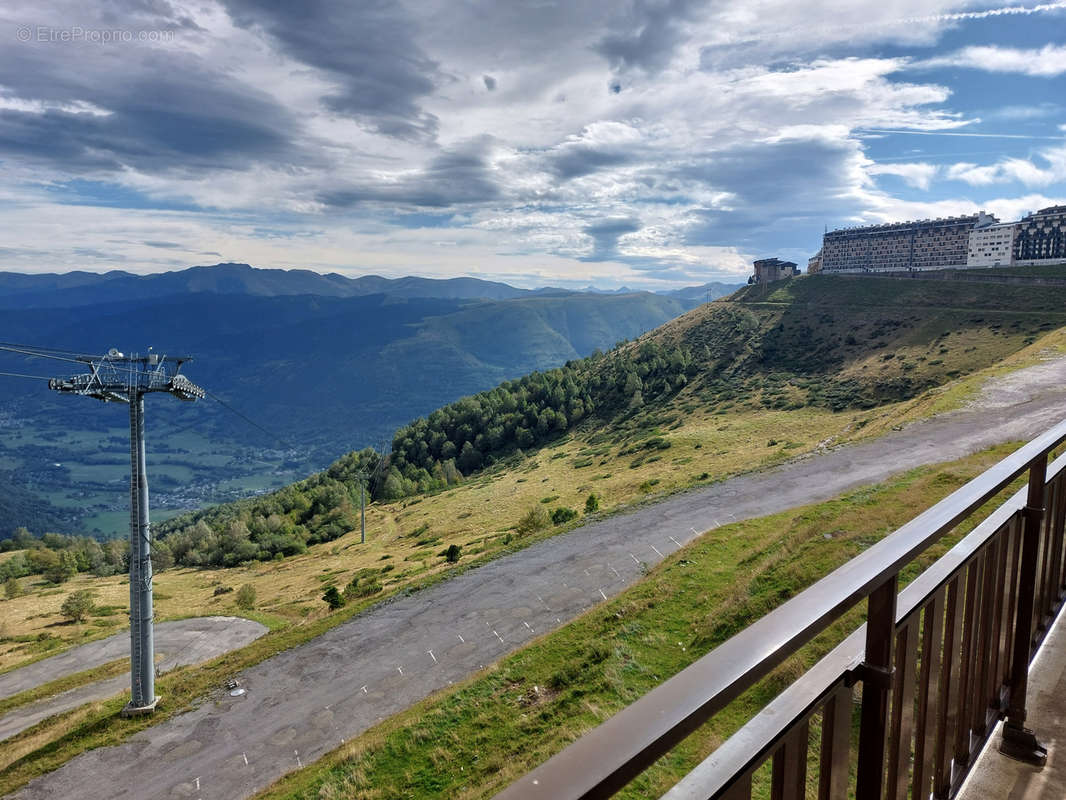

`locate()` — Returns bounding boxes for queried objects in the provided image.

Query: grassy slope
[255,443,1027,800]
[1,275,1065,789]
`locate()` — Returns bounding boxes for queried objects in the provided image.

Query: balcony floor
[959,608,1066,799]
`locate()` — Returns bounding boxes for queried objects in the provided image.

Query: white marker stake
[397,666,403,676]
[195,777,200,791]
[243,753,249,766]
[669,535,682,548]
[295,749,302,768]
[494,630,504,643]
[629,553,640,564]
[361,685,368,694]
[458,633,465,643]
[650,544,664,558]
[609,565,621,579]
[598,588,608,601]
[428,650,437,663]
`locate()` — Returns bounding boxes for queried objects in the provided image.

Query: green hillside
[383,274,1066,492]
[148,273,1066,570]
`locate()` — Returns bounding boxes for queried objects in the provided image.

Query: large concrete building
[820,213,999,272]
[812,207,1066,275]
[1014,206,1066,265]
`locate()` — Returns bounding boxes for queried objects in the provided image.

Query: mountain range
[0,264,742,537]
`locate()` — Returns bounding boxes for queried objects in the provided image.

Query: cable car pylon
[49,348,205,715]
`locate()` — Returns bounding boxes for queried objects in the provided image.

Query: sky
[1,1,1065,290]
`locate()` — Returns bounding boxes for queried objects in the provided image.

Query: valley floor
[9,354,1066,800]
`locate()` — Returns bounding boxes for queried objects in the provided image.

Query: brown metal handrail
[496,418,1066,800]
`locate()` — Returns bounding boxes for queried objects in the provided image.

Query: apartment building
[1013,206,1066,265]
[820,213,996,272]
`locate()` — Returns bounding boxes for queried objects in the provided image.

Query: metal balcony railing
[496,418,1066,800]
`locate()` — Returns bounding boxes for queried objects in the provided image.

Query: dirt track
[12,356,1066,800]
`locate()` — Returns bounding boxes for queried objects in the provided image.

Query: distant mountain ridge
[0,263,547,309]
[0,263,743,309]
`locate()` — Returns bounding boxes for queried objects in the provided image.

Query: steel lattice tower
[49,349,204,714]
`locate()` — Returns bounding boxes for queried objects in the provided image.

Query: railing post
[1000,454,1048,766]
[856,574,898,800]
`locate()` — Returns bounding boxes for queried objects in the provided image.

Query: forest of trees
[153,448,381,569]
[1,527,129,583]
[133,341,699,571]
[387,340,697,496]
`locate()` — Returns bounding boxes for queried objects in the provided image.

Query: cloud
[219,0,440,140]
[317,136,502,208]
[698,1,1066,61]
[867,161,938,190]
[541,121,643,179]
[583,217,641,260]
[946,145,1066,187]
[985,103,1061,122]
[914,44,1066,77]
[0,5,304,177]
[595,0,701,74]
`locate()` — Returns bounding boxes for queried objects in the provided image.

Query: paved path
[0,618,267,741]
[12,357,1066,800]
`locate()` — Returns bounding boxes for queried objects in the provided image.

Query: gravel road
[12,356,1066,800]
[0,618,267,741]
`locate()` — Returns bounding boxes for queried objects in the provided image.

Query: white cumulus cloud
[867,162,939,189]
[915,44,1066,77]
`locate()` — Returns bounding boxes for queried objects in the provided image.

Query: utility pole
[49,348,204,715]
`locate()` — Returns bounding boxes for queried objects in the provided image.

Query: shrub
[551,507,578,525]
[3,577,19,600]
[344,573,382,600]
[584,493,600,514]
[445,544,461,563]
[60,589,95,622]
[516,506,549,535]
[322,586,345,610]
[235,584,256,610]
[213,586,233,597]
